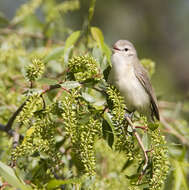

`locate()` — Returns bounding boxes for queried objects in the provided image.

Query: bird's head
[112,40,137,57]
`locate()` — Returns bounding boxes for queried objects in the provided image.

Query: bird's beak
[112,44,120,53]
[113,44,120,51]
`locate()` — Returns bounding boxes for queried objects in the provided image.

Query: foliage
[0,0,189,190]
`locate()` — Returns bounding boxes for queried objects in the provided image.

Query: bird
[108,40,160,122]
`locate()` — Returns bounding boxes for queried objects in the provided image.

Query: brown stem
[125,116,148,173]
[135,126,147,131]
[42,84,62,94]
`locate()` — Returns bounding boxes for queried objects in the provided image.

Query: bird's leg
[124,115,149,180]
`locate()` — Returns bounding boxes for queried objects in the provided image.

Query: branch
[0,101,26,137]
[125,116,148,173]
[42,83,62,94]
[5,101,26,133]
[0,82,67,137]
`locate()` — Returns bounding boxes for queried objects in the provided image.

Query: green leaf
[103,43,111,62]
[91,27,104,49]
[64,46,73,66]
[103,111,115,147]
[142,132,149,150]
[0,161,32,190]
[60,81,81,90]
[103,111,114,131]
[102,119,114,148]
[82,88,106,110]
[47,178,82,189]
[64,30,81,53]
[44,47,64,62]
[91,27,111,62]
[82,92,95,103]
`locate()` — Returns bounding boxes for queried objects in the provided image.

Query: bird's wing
[133,59,160,120]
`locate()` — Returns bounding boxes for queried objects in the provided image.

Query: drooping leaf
[64,30,81,53]
[91,27,111,62]
[103,111,115,148]
[103,111,114,131]
[91,27,104,49]
[102,119,114,148]
[81,88,106,110]
[142,132,150,151]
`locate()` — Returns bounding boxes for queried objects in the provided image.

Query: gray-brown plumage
[108,40,160,121]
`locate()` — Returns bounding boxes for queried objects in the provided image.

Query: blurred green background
[1,0,189,101]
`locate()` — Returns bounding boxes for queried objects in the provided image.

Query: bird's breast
[110,54,150,112]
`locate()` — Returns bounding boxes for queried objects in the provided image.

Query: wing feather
[133,59,160,120]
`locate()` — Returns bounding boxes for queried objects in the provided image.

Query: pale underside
[108,53,152,120]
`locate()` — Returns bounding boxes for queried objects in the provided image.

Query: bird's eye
[124,48,128,52]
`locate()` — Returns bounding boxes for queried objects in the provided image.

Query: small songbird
[108,40,160,122]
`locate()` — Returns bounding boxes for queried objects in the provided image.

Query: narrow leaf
[103,112,115,148]
[103,111,114,131]
[91,27,111,62]
[64,31,81,52]
[91,27,104,49]
[102,119,114,148]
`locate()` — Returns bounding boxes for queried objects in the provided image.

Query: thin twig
[135,126,147,131]
[5,101,26,133]
[125,116,148,173]
[42,84,62,94]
